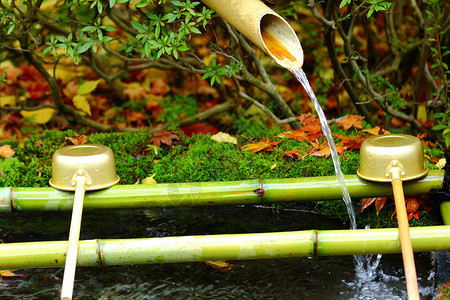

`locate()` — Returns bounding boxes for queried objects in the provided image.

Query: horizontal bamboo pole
[0,170,443,212]
[0,226,449,270]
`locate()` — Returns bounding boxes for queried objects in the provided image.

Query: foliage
[0,0,302,136]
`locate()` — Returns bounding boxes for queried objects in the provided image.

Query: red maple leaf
[361,197,387,214]
[283,149,302,159]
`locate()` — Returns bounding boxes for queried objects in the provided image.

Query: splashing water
[292,69,436,298]
[292,68,357,230]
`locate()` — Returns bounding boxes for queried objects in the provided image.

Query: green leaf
[432,124,447,130]
[109,0,116,7]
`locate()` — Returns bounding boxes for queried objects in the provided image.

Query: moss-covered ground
[0,124,443,229]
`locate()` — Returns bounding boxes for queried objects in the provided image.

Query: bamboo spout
[201,0,303,69]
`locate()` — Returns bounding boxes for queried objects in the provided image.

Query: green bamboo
[2,170,443,212]
[442,202,450,225]
[0,226,449,269]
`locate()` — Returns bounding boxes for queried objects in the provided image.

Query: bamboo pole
[1,171,443,212]
[442,202,450,225]
[0,226,449,270]
[201,0,303,69]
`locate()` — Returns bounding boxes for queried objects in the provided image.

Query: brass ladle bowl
[50,145,119,300]
[357,134,427,300]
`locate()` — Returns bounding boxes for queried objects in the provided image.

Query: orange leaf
[362,126,390,135]
[361,197,376,212]
[405,196,420,214]
[242,139,281,153]
[297,113,317,126]
[336,115,364,131]
[308,141,347,158]
[205,260,235,272]
[0,270,25,278]
[65,134,88,145]
[285,130,308,142]
[374,197,387,214]
[0,145,14,158]
[334,134,368,150]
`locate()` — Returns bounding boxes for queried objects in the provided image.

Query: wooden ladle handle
[391,178,420,300]
[60,176,88,300]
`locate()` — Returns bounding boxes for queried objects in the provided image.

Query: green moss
[0,127,443,228]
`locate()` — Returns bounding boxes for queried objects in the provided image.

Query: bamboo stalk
[441,202,450,225]
[0,226,449,270]
[201,0,303,69]
[2,171,443,212]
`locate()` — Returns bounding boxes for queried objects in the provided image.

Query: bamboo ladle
[357,134,428,300]
[49,145,119,300]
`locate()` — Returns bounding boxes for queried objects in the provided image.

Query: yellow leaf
[205,260,234,272]
[436,158,446,170]
[73,95,91,116]
[78,79,102,95]
[0,95,16,107]
[142,174,157,184]
[211,132,237,144]
[20,108,56,124]
[0,270,25,278]
[271,163,277,170]
[362,126,390,135]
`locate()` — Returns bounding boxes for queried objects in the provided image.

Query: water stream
[291,68,357,230]
[291,68,423,298]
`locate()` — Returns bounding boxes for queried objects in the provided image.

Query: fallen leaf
[0,270,26,278]
[180,123,219,137]
[205,260,235,272]
[297,112,317,126]
[142,174,157,184]
[362,126,390,135]
[307,141,347,158]
[149,78,168,97]
[361,197,387,214]
[0,145,14,158]
[283,149,302,159]
[425,154,440,164]
[336,115,364,131]
[20,108,56,124]
[284,130,309,142]
[211,132,237,144]
[65,134,88,145]
[123,83,147,101]
[242,139,281,153]
[271,163,277,170]
[151,130,180,147]
[436,158,446,169]
[334,134,368,150]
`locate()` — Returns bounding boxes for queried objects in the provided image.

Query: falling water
[292,68,357,230]
[291,69,436,298]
